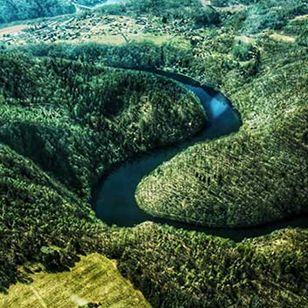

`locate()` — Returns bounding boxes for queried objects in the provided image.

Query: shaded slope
[0,144,110,291]
[0,53,205,291]
[117,223,308,307]
[0,53,205,198]
[0,0,75,25]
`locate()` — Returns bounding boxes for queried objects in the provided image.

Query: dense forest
[136,39,308,227]
[0,0,307,307]
[0,53,204,197]
[97,0,308,32]
[98,0,221,27]
[0,0,75,24]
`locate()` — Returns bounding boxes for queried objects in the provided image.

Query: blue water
[186,85,239,139]
[92,71,308,241]
[188,86,228,118]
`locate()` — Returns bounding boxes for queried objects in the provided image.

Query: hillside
[136,36,308,227]
[0,0,75,25]
[0,54,205,197]
[0,0,307,307]
[0,52,205,293]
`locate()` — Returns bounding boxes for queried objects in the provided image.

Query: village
[0,8,204,48]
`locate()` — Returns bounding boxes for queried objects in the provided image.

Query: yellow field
[269,33,296,43]
[73,33,173,46]
[0,254,150,308]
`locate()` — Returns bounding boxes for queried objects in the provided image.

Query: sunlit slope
[0,253,150,308]
[136,38,308,227]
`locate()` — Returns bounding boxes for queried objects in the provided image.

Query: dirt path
[0,24,29,37]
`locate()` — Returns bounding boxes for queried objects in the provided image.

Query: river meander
[93,70,308,241]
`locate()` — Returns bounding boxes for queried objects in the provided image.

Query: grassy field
[73,33,173,46]
[0,253,150,308]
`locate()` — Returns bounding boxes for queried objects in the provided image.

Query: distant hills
[0,0,115,24]
[0,0,110,25]
[0,0,76,24]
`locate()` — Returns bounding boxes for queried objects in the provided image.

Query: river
[93,70,308,241]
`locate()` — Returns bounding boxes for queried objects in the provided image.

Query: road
[0,24,29,37]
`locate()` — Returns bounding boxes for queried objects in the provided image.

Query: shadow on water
[92,70,308,242]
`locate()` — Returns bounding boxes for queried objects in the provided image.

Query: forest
[0,0,307,307]
[0,0,75,24]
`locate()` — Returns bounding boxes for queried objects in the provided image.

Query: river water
[93,70,308,241]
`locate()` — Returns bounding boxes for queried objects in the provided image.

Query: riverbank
[135,30,308,228]
[93,70,242,231]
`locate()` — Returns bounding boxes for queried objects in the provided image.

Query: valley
[0,0,307,307]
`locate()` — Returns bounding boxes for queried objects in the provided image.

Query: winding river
[93,70,308,241]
